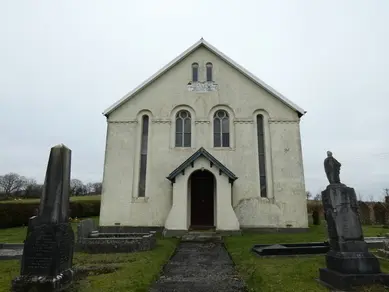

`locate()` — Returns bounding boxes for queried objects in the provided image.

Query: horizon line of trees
[306,188,389,203]
[0,172,102,199]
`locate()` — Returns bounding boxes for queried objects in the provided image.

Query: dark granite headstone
[318,152,389,290]
[12,144,75,292]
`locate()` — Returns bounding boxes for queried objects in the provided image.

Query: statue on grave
[324,151,341,184]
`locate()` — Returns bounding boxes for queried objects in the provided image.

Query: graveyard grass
[0,218,178,292]
[2,223,389,291]
[225,224,389,292]
[0,194,101,204]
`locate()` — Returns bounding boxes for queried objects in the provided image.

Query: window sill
[172,147,196,150]
[212,147,235,151]
[131,197,149,203]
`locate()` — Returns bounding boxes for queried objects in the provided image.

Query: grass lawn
[0,195,101,204]
[2,222,389,291]
[0,217,100,243]
[0,218,178,292]
[225,224,389,292]
[0,238,178,292]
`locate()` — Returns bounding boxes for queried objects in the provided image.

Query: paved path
[150,241,246,292]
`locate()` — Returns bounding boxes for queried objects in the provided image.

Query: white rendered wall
[99,45,307,229]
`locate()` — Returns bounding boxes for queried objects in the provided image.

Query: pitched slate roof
[103,38,306,117]
[166,147,238,183]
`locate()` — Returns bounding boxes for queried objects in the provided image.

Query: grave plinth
[377,234,389,258]
[318,184,389,290]
[11,145,75,292]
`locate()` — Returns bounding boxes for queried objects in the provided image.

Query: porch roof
[166,147,238,183]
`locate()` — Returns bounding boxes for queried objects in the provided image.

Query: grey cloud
[1,0,388,199]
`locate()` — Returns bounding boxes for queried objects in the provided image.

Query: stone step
[181,233,222,242]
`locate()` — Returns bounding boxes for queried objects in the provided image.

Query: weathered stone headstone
[76,218,96,243]
[318,151,389,290]
[12,144,75,292]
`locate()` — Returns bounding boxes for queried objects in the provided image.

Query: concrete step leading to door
[181,231,223,242]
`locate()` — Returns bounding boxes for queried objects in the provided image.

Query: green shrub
[0,200,100,228]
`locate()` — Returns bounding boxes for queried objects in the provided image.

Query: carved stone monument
[12,144,75,292]
[318,151,389,290]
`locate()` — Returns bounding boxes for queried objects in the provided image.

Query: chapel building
[99,39,308,235]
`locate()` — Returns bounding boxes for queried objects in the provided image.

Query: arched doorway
[189,169,215,229]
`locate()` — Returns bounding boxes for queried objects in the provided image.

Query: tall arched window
[213,110,229,147]
[206,62,213,81]
[138,115,149,197]
[175,110,191,147]
[192,63,199,82]
[256,114,267,197]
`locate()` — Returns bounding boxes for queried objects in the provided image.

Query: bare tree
[357,192,364,202]
[313,193,321,201]
[70,179,87,196]
[0,173,28,196]
[368,195,374,202]
[306,191,312,200]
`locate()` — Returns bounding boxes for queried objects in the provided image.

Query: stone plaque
[337,205,362,240]
[21,225,57,276]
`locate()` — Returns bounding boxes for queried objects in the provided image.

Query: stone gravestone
[12,144,75,292]
[318,151,389,290]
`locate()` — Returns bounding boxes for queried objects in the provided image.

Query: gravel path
[149,241,246,292]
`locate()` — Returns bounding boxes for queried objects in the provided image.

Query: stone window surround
[191,62,199,82]
[175,110,192,147]
[132,110,153,203]
[169,105,236,150]
[189,61,214,83]
[209,105,235,150]
[253,109,273,199]
[170,105,197,149]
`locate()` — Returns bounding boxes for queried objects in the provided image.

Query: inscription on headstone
[22,226,56,275]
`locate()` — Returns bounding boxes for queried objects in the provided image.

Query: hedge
[0,200,100,229]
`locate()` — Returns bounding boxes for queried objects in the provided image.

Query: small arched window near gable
[175,110,191,147]
[192,63,199,82]
[206,62,213,81]
[213,110,229,147]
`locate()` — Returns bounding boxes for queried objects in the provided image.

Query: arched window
[206,62,213,81]
[192,63,199,82]
[175,110,191,147]
[138,115,149,197]
[256,114,267,197]
[213,110,229,147]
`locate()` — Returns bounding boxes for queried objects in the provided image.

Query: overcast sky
[1,0,388,200]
